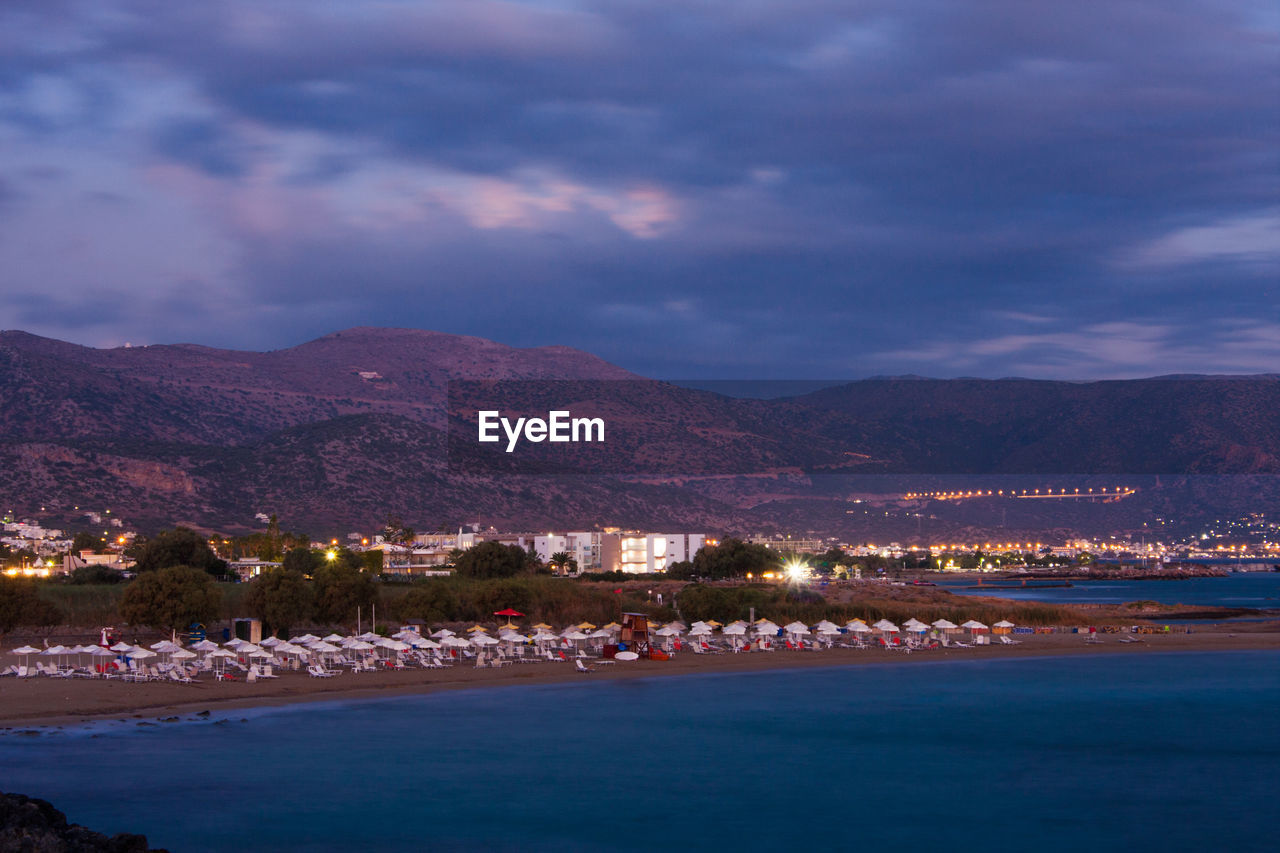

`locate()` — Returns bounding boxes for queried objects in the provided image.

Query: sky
[0,0,1276,379]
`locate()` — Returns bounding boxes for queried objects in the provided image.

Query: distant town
[4,508,1278,581]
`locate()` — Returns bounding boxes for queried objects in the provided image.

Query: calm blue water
[937,571,1280,607]
[4,652,1279,852]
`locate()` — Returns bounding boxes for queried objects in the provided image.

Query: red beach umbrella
[494,608,525,629]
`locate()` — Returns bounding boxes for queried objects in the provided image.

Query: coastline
[4,630,1278,731]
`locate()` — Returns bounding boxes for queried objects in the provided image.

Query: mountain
[784,377,1280,474]
[2,328,1278,538]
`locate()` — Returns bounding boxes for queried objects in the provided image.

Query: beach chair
[575,659,595,674]
[0,665,15,677]
[307,664,336,678]
[999,635,1022,645]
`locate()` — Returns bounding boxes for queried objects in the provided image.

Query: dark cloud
[0,0,1275,378]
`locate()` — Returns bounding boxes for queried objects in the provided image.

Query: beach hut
[992,620,1015,635]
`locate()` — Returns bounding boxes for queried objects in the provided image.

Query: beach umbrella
[10,645,39,670]
[753,620,780,637]
[847,622,873,634]
[993,620,1015,635]
[190,639,220,652]
[109,641,133,653]
[494,608,524,629]
[600,622,621,632]
[902,618,929,633]
[292,634,320,645]
[431,628,456,639]
[577,622,597,631]
[471,634,498,647]
[931,619,958,631]
[260,637,283,648]
[655,625,682,636]
[532,622,553,631]
[813,620,840,634]
[206,648,235,677]
[466,625,489,634]
[872,619,900,634]
[172,648,196,660]
[322,633,346,643]
[961,620,989,634]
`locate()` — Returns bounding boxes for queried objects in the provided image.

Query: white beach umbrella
[109,641,133,653]
[259,637,283,648]
[292,634,320,644]
[190,639,220,652]
[931,619,958,631]
[149,640,180,652]
[753,620,780,637]
[322,633,346,643]
[848,622,872,634]
[723,624,747,636]
[431,628,455,639]
[902,618,929,633]
[993,620,1015,629]
[872,619,900,633]
[10,645,40,670]
[471,634,498,647]
[961,620,989,633]
[172,648,197,660]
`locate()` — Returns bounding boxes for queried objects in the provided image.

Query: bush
[133,528,229,578]
[70,565,126,585]
[0,578,63,633]
[243,569,313,639]
[119,566,222,632]
[453,542,532,580]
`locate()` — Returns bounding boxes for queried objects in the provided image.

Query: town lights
[783,559,810,582]
[326,550,337,561]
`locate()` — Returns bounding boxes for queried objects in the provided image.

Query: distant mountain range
[2,328,1278,538]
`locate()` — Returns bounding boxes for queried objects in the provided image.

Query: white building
[601,533,705,574]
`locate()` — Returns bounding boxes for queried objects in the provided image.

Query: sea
[935,570,1280,608]
[3,651,1279,852]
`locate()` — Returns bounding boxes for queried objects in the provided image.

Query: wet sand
[4,630,1278,729]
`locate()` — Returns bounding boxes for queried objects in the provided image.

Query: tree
[243,569,313,639]
[119,566,221,632]
[690,538,776,580]
[453,541,531,579]
[0,578,63,634]
[70,532,106,554]
[313,558,378,625]
[396,581,460,623]
[282,547,320,576]
[70,564,126,585]
[133,527,229,578]
[548,551,577,576]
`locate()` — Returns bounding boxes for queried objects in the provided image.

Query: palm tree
[549,551,576,576]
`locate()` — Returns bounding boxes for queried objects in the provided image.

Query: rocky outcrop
[0,792,166,853]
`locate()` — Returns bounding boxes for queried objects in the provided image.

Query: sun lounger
[575,659,595,673]
[999,635,1022,645]
[307,664,337,678]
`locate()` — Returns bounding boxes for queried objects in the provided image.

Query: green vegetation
[69,564,127,585]
[0,577,63,634]
[243,569,313,638]
[675,583,1079,627]
[390,577,672,626]
[132,527,229,579]
[118,566,223,632]
[668,538,776,580]
[453,541,541,579]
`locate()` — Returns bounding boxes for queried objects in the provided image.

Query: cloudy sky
[1,0,1276,379]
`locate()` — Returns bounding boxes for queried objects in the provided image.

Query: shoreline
[4,631,1278,731]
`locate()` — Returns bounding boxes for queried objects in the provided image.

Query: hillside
[2,328,1278,537]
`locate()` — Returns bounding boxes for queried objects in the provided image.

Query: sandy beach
[4,629,1278,730]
